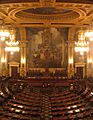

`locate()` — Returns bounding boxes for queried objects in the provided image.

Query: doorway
[11,66,18,77]
[8,62,19,77]
[76,67,83,78]
[75,63,86,79]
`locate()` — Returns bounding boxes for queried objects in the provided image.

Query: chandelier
[0,19,20,55]
[75,30,89,55]
[5,29,20,54]
[84,19,93,41]
[84,25,93,41]
[0,19,10,41]
[85,31,93,41]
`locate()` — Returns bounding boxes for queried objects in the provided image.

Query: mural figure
[27,27,68,68]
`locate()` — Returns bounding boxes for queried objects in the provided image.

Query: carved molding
[0,1,93,27]
[40,0,56,7]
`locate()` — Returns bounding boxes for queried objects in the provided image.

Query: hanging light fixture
[0,19,10,41]
[75,30,89,55]
[84,20,93,41]
[5,28,20,54]
[0,18,19,54]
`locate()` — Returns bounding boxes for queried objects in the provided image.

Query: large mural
[26,27,68,68]
[23,7,71,15]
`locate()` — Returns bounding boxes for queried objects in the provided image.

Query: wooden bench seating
[0,78,92,120]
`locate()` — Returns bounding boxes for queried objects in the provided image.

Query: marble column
[0,42,8,76]
[87,41,93,77]
[19,27,27,77]
[67,28,75,78]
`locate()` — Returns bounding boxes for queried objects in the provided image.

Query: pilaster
[19,27,27,77]
[0,42,8,76]
[67,28,75,78]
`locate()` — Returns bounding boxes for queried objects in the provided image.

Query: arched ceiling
[0,0,93,28]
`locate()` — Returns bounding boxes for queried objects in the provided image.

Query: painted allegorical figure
[27,27,67,68]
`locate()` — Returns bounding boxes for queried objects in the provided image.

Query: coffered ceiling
[0,0,93,28]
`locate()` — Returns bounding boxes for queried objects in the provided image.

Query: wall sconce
[69,58,73,64]
[87,58,92,63]
[21,58,25,64]
[1,57,6,63]
[21,58,26,67]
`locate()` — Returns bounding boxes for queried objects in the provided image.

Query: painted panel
[26,27,68,68]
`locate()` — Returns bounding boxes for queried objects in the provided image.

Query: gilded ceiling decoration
[0,0,93,27]
[22,7,71,15]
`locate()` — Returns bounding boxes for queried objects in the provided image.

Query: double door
[75,63,86,78]
[9,62,19,77]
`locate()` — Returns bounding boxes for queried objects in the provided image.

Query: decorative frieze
[40,0,56,7]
